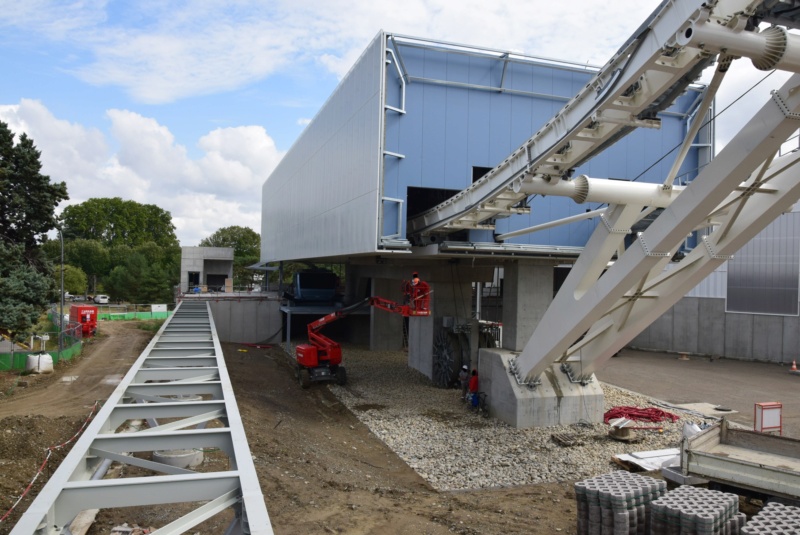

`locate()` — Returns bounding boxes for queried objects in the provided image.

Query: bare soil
[0,321,581,534]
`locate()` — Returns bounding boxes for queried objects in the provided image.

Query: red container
[69,305,98,337]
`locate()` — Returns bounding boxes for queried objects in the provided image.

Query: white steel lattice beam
[514,73,800,382]
[12,302,273,535]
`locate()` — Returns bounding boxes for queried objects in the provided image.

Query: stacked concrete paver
[650,485,746,534]
[574,472,757,535]
[574,471,667,534]
[742,502,800,534]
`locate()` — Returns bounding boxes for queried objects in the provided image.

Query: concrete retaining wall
[631,296,800,364]
[207,298,283,345]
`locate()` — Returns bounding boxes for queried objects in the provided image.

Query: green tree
[54,265,88,296]
[61,198,178,249]
[66,239,110,294]
[199,226,261,288]
[0,121,68,336]
[0,122,68,253]
[0,242,53,337]
[104,248,176,304]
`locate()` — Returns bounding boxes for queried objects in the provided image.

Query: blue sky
[0,1,789,245]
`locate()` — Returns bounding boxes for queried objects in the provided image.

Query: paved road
[595,348,800,438]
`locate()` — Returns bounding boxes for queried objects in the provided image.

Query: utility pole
[59,228,64,363]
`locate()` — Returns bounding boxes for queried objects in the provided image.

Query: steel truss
[12,301,273,535]
[407,0,800,385]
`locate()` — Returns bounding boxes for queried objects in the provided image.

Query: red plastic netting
[603,406,679,424]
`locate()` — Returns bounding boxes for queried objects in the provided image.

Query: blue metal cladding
[383,36,706,247]
[261,32,706,264]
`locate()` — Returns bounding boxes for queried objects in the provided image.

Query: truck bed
[682,420,800,500]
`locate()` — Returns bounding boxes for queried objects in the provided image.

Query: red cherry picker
[295,279,431,388]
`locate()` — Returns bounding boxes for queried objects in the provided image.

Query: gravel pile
[328,346,710,491]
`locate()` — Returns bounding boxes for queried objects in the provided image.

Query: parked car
[93,295,110,304]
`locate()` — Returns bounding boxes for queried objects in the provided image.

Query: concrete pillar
[370,278,404,350]
[479,347,604,428]
[502,262,554,351]
[407,315,434,380]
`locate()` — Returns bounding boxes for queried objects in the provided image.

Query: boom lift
[295,280,431,388]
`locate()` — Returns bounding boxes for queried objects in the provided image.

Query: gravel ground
[329,346,710,491]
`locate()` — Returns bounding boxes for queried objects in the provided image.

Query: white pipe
[518,174,684,207]
[664,58,728,186]
[677,23,800,73]
[498,208,607,240]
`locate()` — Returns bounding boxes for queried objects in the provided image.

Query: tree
[0,122,68,253]
[54,265,88,296]
[199,226,260,256]
[104,250,175,304]
[65,239,110,294]
[199,226,261,288]
[0,121,68,336]
[0,242,53,337]
[61,198,178,249]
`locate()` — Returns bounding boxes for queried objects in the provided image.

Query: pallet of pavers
[649,485,746,535]
[742,502,800,534]
[574,472,751,535]
[574,471,667,535]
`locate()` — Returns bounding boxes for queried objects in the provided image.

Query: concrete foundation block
[479,348,604,428]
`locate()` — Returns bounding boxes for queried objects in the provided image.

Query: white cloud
[0,100,283,245]
[296,118,311,126]
[0,98,109,188]
[1,1,662,103]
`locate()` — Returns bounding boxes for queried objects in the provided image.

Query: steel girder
[515,77,800,381]
[12,301,273,535]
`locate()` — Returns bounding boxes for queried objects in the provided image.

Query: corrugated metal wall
[727,211,800,315]
[261,33,384,262]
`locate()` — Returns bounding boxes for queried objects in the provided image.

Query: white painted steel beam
[513,73,800,383]
[407,0,713,236]
[12,301,274,535]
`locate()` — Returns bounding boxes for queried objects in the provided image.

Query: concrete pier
[479,348,604,428]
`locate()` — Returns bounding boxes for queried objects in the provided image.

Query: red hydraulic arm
[300,280,432,367]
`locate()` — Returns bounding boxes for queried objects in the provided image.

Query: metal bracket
[560,362,593,385]
[771,90,800,120]
[702,235,734,260]
[600,214,631,234]
[637,232,671,257]
[508,357,541,388]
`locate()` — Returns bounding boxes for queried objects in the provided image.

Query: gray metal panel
[261,32,383,262]
[686,264,728,298]
[727,212,800,315]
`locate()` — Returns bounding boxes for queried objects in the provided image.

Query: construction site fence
[0,322,83,372]
[0,304,173,371]
[55,303,175,321]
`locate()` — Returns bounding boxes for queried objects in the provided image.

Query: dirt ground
[1,321,585,534]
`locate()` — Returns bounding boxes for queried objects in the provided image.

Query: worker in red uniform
[468,369,479,407]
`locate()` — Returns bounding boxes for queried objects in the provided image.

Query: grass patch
[138,319,165,333]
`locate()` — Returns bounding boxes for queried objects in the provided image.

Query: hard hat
[462,365,468,370]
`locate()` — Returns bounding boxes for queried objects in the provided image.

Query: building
[179,247,234,293]
[261,29,712,427]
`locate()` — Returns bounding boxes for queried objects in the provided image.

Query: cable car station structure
[15,0,800,532]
